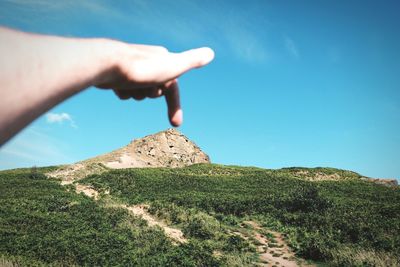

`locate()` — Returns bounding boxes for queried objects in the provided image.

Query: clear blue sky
[0,0,399,179]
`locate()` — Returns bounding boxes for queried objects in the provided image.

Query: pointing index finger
[141,47,215,84]
[176,47,215,69]
[164,80,182,127]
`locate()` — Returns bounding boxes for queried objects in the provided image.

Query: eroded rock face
[48,129,210,182]
[87,128,210,169]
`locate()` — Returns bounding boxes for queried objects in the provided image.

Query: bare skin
[0,27,214,145]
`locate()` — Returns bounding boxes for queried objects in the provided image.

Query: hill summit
[48,129,210,183]
[48,129,397,187]
[87,128,210,168]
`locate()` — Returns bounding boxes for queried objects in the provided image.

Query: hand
[95,43,215,126]
[0,27,215,145]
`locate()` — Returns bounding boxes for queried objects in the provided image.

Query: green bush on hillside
[1,164,399,266]
[0,169,224,266]
[81,164,400,265]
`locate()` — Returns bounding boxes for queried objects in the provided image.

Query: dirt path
[72,183,187,244]
[124,204,187,244]
[241,221,313,267]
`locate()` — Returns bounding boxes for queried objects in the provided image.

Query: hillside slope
[1,164,399,266]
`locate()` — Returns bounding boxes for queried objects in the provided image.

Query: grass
[1,163,399,266]
[0,168,227,266]
[81,164,400,265]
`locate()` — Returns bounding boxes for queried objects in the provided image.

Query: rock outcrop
[48,129,210,182]
[88,128,210,168]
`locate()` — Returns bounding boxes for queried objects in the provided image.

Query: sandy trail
[72,183,187,244]
[241,221,314,267]
[124,204,187,244]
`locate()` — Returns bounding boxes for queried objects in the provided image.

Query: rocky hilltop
[47,129,398,188]
[87,128,210,168]
[48,128,210,182]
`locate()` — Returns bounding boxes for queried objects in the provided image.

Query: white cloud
[221,18,268,63]
[3,0,269,64]
[0,127,75,170]
[4,0,106,12]
[46,112,77,128]
[284,36,299,59]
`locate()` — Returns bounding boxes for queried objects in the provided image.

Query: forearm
[0,27,116,144]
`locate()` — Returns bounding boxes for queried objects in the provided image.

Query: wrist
[90,38,127,88]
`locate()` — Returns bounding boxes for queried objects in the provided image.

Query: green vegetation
[1,164,399,266]
[0,168,230,266]
[81,164,400,266]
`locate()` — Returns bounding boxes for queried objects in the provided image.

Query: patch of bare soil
[71,183,187,244]
[241,221,314,267]
[124,204,187,244]
[75,184,100,200]
[47,162,108,184]
[360,177,398,187]
[292,170,341,181]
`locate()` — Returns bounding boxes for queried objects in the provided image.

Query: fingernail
[171,109,183,127]
[198,47,215,65]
